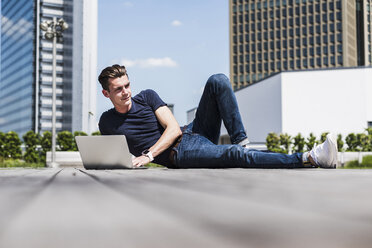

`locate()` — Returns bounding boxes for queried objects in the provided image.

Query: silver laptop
[76,135,146,169]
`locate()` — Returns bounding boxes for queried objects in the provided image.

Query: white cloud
[123,1,133,7]
[120,57,178,68]
[171,20,182,27]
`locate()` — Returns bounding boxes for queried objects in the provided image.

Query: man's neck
[114,102,132,114]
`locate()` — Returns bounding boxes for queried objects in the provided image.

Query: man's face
[102,75,132,112]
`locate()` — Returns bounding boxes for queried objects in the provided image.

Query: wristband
[142,149,154,162]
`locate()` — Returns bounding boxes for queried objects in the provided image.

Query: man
[98,64,338,169]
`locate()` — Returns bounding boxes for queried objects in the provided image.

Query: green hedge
[0,130,100,165]
[266,128,372,154]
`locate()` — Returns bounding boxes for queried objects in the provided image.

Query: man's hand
[132,155,151,167]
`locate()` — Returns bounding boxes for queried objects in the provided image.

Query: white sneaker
[309,133,338,168]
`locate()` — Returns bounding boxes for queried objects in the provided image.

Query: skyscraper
[229,0,372,91]
[0,0,97,135]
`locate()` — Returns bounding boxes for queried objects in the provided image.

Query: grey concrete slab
[0,168,371,248]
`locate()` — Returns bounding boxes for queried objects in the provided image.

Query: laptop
[75,135,146,169]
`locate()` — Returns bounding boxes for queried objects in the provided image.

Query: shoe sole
[326,134,338,169]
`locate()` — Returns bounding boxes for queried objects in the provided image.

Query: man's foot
[309,133,338,168]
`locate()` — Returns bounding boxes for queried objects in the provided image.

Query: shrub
[3,131,22,159]
[357,133,370,152]
[266,132,285,153]
[337,134,344,152]
[40,131,52,162]
[345,133,358,151]
[293,133,305,153]
[91,131,101,136]
[23,130,41,163]
[306,133,318,150]
[0,131,5,158]
[279,133,292,154]
[57,131,75,151]
[361,155,372,167]
[344,160,359,168]
[320,132,329,143]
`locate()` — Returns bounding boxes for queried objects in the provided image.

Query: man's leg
[192,74,247,145]
[176,133,304,169]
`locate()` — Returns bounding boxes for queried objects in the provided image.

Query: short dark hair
[98,64,128,91]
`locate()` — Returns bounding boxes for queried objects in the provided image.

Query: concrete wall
[234,73,283,143]
[220,67,372,143]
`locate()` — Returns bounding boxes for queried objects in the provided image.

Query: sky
[97,0,229,125]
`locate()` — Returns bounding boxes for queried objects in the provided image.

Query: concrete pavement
[0,168,371,248]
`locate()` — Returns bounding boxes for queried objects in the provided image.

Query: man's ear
[102,89,110,98]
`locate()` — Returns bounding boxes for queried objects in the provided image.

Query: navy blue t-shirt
[99,89,172,166]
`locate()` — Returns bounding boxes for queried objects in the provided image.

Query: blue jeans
[174,74,304,169]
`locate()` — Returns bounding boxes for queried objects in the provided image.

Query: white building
[223,67,372,143]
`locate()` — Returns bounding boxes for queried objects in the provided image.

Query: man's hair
[98,64,128,91]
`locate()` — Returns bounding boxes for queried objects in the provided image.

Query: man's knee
[206,73,231,90]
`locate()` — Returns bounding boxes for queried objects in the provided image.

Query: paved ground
[0,168,371,248]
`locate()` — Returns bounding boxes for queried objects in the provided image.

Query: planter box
[338,152,372,167]
[46,151,83,168]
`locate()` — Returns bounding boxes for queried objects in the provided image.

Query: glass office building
[230,0,372,91]
[0,0,35,133]
[0,0,97,135]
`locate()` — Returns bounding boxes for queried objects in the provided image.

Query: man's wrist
[142,149,154,162]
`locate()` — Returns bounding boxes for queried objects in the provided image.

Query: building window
[330,56,335,65]
[337,12,342,21]
[296,38,301,47]
[317,58,321,66]
[303,59,308,67]
[309,37,314,45]
[302,37,307,46]
[290,60,294,69]
[323,57,329,66]
[337,55,343,64]
[323,35,328,44]
[276,51,281,59]
[330,13,334,22]
[296,60,301,68]
[310,58,315,67]
[310,47,314,56]
[316,36,321,45]
[323,24,328,33]
[296,17,300,26]
[296,49,301,57]
[303,48,307,56]
[316,25,321,34]
[277,62,281,70]
[316,14,321,23]
[323,46,328,55]
[317,47,321,55]
[276,41,281,49]
[330,45,335,54]
[330,23,335,32]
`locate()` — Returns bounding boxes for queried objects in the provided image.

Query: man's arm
[132,106,182,167]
